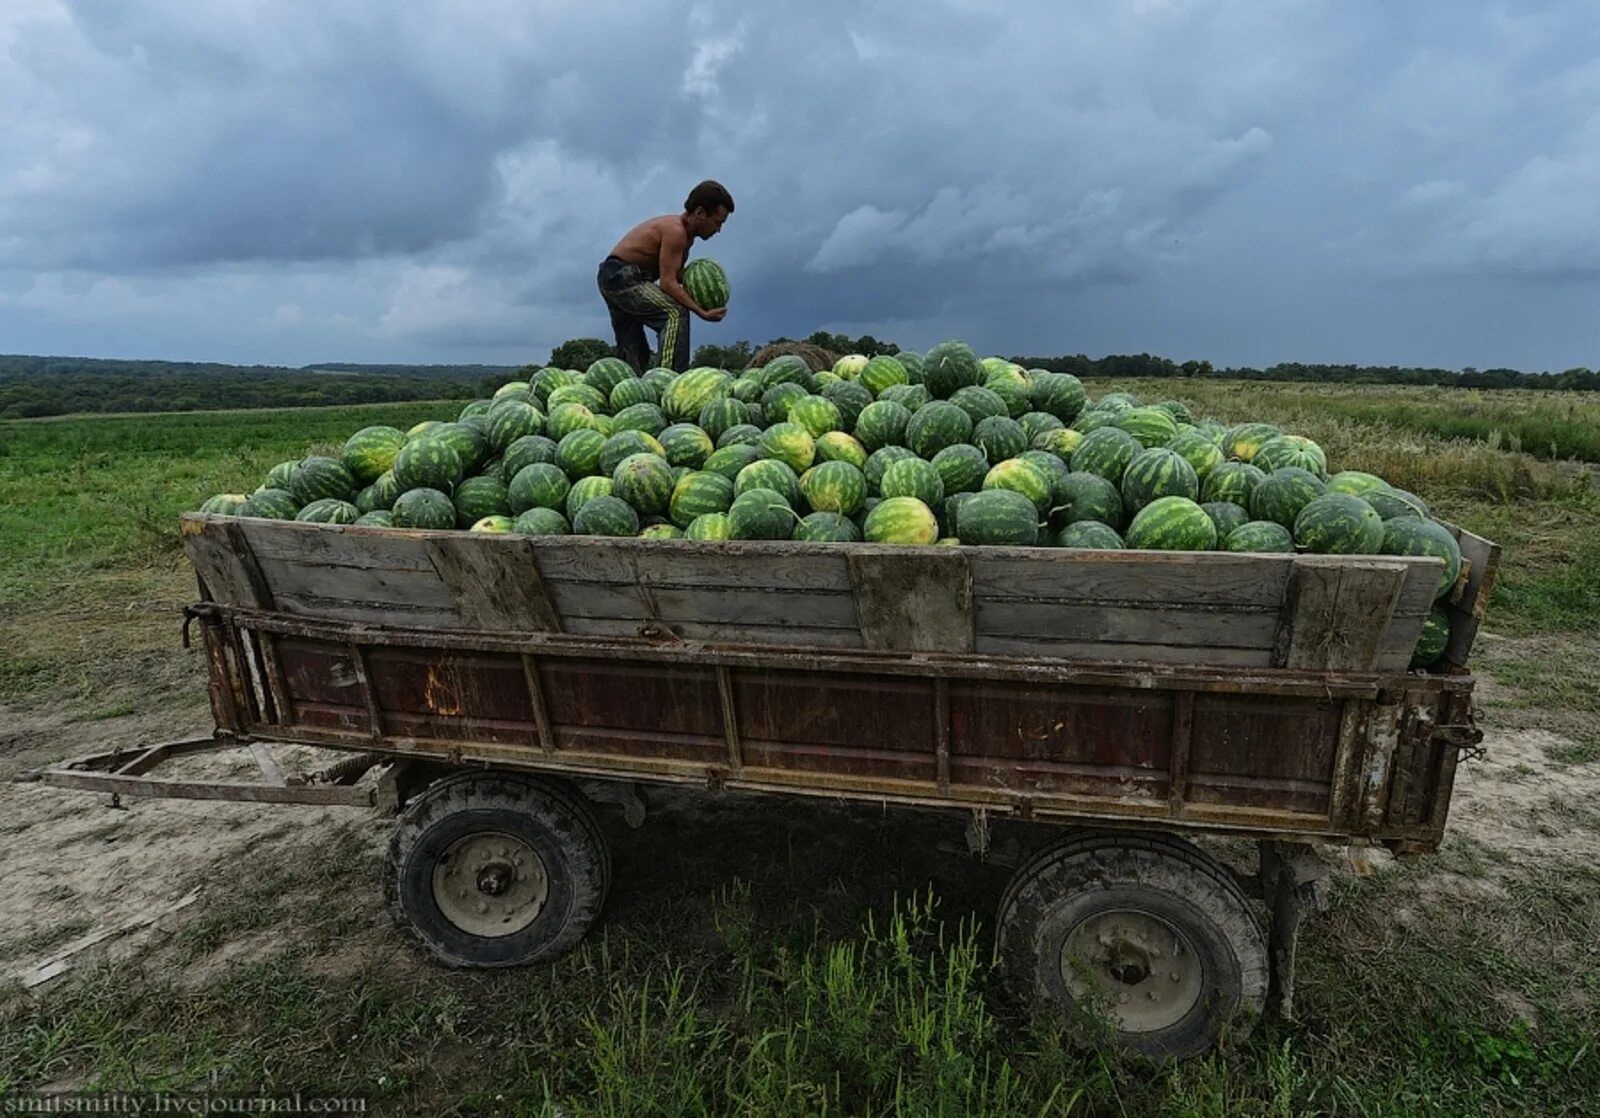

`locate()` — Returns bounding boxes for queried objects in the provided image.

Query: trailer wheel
[997,830,1267,1060]
[384,772,610,968]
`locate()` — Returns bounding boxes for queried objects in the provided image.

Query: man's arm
[658,225,726,322]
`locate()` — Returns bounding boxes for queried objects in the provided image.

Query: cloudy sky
[3,0,1599,371]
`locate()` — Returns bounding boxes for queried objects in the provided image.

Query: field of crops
[1,383,1598,1115]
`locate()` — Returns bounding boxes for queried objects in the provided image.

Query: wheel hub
[1060,908,1203,1034]
[432,831,549,938]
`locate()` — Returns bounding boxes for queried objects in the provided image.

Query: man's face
[692,206,730,240]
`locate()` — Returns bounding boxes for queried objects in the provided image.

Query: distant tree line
[1011,354,1600,391]
[0,371,483,419]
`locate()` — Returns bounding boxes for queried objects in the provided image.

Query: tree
[692,340,756,370]
[548,338,616,370]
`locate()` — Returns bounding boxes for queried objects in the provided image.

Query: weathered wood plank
[969,553,1294,607]
[1279,557,1407,672]
[546,582,861,628]
[182,519,276,608]
[254,558,458,610]
[559,616,866,648]
[1440,523,1501,667]
[975,601,1280,650]
[424,536,561,632]
[235,520,439,571]
[974,636,1274,667]
[535,540,854,591]
[269,591,461,629]
[1372,563,1444,671]
[848,550,974,652]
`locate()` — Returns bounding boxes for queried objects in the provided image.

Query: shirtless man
[596,180,733,373]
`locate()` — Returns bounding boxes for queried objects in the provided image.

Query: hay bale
[747,341,839,372]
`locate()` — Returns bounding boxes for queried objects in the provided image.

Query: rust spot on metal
[424,661,463,716]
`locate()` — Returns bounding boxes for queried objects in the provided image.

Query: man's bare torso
[608,215,690,279]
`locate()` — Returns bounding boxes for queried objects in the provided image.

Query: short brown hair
[685,180,734,215]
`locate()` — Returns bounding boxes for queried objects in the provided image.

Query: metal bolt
[1118,993,1129,1005]
[477,901,489,915]
[1171,972,1181,982]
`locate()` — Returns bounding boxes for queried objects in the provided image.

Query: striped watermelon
[789,396,843,438]
[983,459,1053,513]
[1411,607,1450,668]
[760,355,815,391]
[547,383,609,415]
[704,443,762,480]
[736,459,802,507]
[793,511,861,542]
[931,443,990,495]
[241,488,299,520]
[1202,461,1268,506]
[1253,435,1328,479]
[1223,422,1282,462]
[265,460,298,490]
[698,399,751,441]
[1294,493,1385,554]
[453,476,511,527]
[493,380,533,402]
[555,429,607,477]
[662,368,732,421]
[291,456,357,505]
[865,446,918,494]
[584,356,635,395]
[682,258,729,309]
[814,431,869,469]
[470,515,515,533]
[923,340,985,399]
[546,403,600,442]
[1070,427,1141,485]
[821,381,874,428]
[759,423,816,473]
[854,401,913,451]
[502,435,560,480]
[1224,520,1295,553]
[640,523,684,540]
[669,471,736,528]
[600,431,667,475]
[685,512,733,540]
[985,377,1032,419]
[573,495,641,537]
[1200,501,1251,540]
[1382,518,1462,598]
[1018,412,1065,443]
[513,507,572,536]
[949,386,1009,426]
[1326,470,1388,496]
[341,426,406,484]
[354,510,394,528]
[761,382,807,421]
[610,377,659,411]
[955,489,1039,546]
[612,402,669,436]
[833,354,869,379]
[728,488,797,539]
[878,384,931,411]
[906,401,974,458]
[800,460,868,515]
[508,463,571,514]
[1029,372,1087,423]
[1365,488,1430,521]
[394,437,466,496]
[859,355,909,396]
[1166,431,1226,479]
[612,453,676,516]
[1051,471,1124,531]
[564,476,614,520]
[1057,521,1123,549]
[1032,428,1084,464]
[198,494,249,516]
[973,416,1028,463]
[391,487,456,530]
[487,400,545,452]
[1124,496,1218,551]
[1113,406,1180,447]
[880,458,945,506]
[658,424,716,468]
[894,351,925,381]
[1250,467,1327,530]
[1120,448,1199,512]
[863,497,939,544]
[1018,450,1070,487]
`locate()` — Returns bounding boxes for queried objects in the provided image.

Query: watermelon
[1223,422,1282,462]
[972,416,1028,463]
[1051,472,1124,530]
[1165,431,1226,479]
[341,426,406,484]
[459,414,493,440]
[547,383,609,415]
[697,399,750,441]
[1202,461,1267,506]
[728,487,797,540]
[453,476,511,527]
[555,429,607,478]
[878,384,931,411]
[669,470,736,528]
[931,443,990,495]
[983,459,1053,513]
[610,377,658,411]
[407,420,446,439]
[662,368,732,421]
[354,510,394,529]
[1326,470,1389,497]
[573,495,640,537]
[1253,435,1328,479]
[906,401,974,459]
[1032,428,1084,464]
[860,355,909,396]
[513,507,571,536]
[949,386,1009,426]
[507,464,571,514]
[470,515,515,534]
[198,494,249,516]
[642,366,679,394]
[1365,488,1430,521]
[833,354,869,379]
[704,443,762,480]
[880,458,945,506]
[1250,467,1327,530]
[760,355,815,391]
[1019,412,1066,443]
[854,401,913,451]
[799,460,868,515]
[613,402,669,436]
[1200,501,1251,540]
[730,375,764,405]
[547,403,599,442]
[685,512,733,540]
[291,456,357,505]
[717,423,764,449]
[612,453,676,516]
[599,431,667,475]
[487,400,545,452]
[502,435,560,480]
[864,446,918,494]
[1097,392,1141,412]
[1224,520,1295,554]
[1411,607,1450,668]
[1071,408,1119,434]
[531,368,578,405]
[493,380,532,401]
[1070,427,1141,485]
[431,422,488,474]
[1029,372,1088,424]
[1113,406,1180,447]
[793,511,861,542]
[683,258,729,309]
[863,497,939,544]
[955,489,1040,546]
[265,461,298,490]
[895,351,925,381]
[923,340,985,399]
[1125,496,1218,551]
[814,431,869,469]
[1018,450,1071,487]
[565,476,615,520]
[1294,493,1385,555]
[736,459,802,507]
[1058,521,1123,549]
[754,422,813,474]
[241,488,299,520]
[391,487,457,530]
[1382,518,1463,599]
[1193,420,1227,446]
[365,471,403,511]
[1156,400,1193,424]
[1120,447,1200,513]
[640,523,684,540]
[789,396,843,438]
[584,356,635,395]
[985,378,1033,419]
[658,424,716,468]
[821,381,875,428]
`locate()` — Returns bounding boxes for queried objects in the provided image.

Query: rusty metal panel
[732,671,938,782]
[1183,694,1343,816]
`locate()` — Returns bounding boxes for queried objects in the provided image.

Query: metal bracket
[964,808,991,858]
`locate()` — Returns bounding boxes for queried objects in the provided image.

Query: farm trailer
[26,514,1499,1058]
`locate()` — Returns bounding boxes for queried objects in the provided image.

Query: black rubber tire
[997,829,1268,1060]
[384,771,610,968]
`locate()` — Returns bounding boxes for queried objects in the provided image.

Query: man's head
[684,180,733,240]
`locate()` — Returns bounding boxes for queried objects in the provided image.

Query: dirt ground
[3,644,1598,998]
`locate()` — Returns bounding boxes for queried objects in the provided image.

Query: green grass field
[1,384,1597,1116]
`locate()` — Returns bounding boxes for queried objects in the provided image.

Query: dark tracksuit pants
[596,256,691,373]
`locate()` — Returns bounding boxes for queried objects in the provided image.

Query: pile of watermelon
[197,340,1462,668]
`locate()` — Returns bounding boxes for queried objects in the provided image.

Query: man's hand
[698,306,727,323]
